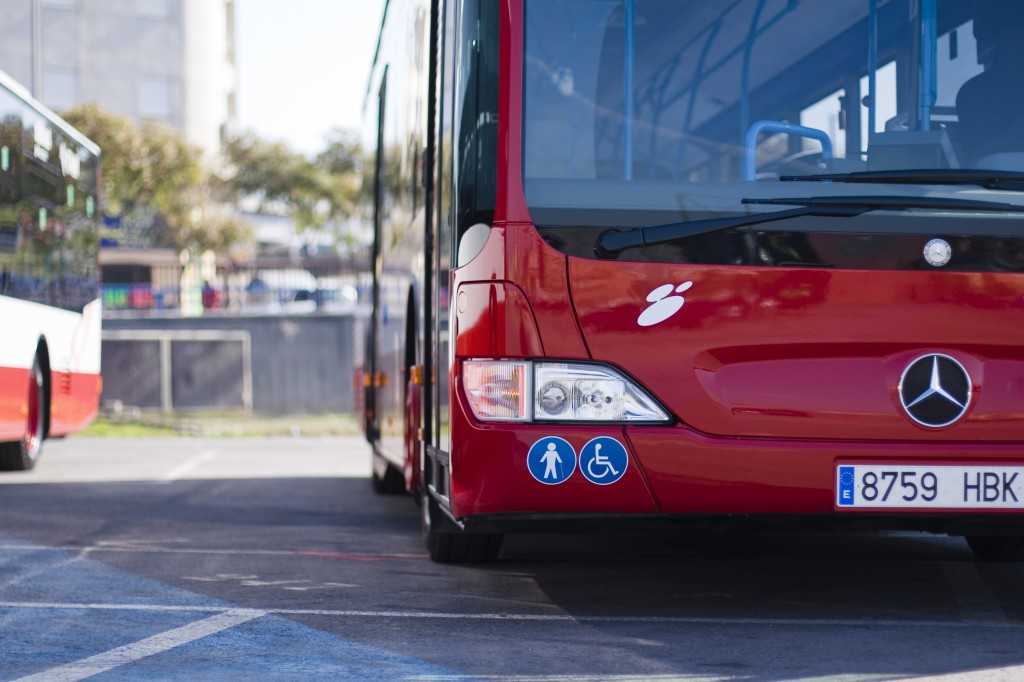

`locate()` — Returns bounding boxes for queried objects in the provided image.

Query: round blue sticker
[526,436,576,485]
[579,436,629,485]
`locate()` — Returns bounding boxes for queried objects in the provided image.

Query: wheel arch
[34,336,52,439]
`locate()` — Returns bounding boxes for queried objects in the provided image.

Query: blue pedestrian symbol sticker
[526,436,576,485]
[579,436,629,485]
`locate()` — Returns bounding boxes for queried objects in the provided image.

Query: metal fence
[102,329,253,413]
[101,314,361,415]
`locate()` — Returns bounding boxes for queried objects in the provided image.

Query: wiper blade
[745,194,1024,211]
[780,169,1024,192]
[595,194,1024,257]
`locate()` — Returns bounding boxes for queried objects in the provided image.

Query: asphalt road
[2,437,1024,681]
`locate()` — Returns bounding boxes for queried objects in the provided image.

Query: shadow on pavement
[1,476,1023,679]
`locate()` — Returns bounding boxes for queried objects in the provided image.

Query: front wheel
[0,358,46,471]
[421,487,503,563]
[966,536,1024,562]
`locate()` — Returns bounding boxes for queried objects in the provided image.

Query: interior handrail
[744,120,834,180]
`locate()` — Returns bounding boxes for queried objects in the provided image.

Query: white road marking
[403,671,716,675]
[13,608,264,682]
[181,574,358,591]
[160,449,217,482]
[915,665,1024,681]
[0,600,1020,629]
[0,543,426,560]
[0,547,91,591]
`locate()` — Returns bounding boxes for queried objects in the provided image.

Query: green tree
[62,103,249,252]
[220,129,363,241]
[315,128,362,175]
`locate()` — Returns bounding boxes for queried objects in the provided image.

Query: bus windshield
[523,0,1024,220]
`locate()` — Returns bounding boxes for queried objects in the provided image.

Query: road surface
[1,437,1023,680]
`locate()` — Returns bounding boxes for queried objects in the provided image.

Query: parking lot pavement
[2,438,1024,680]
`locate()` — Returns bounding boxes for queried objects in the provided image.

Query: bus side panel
[0,295,100,441]
[363,0,432,468]
[49,297,102,436]
[0,366,30,441]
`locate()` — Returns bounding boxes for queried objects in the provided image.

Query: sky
[236,0,386,156]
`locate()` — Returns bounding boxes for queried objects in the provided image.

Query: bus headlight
[462,360,669,423]
[533,363,669,422]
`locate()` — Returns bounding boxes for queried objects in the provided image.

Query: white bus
[0,71,101,471]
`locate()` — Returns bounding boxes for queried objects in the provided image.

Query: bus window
[937,21,983,110]
[433,0,458,453]
[800,88,847,159]
[859,61,897,153]
[523,0,1024,221]
[453,0,498,245]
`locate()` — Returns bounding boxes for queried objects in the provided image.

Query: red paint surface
[450,373,658,517]
[569,260,1024,441]
[630,429,1024,515]
[455,282,544,358]
[49,370,101,437]
[0,366,31,441]
[0,365,99,442]
[404,379,421,493]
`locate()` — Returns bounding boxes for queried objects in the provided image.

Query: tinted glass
[523,0,1024,216]
[454,0,498,238]
[0,83,100,312]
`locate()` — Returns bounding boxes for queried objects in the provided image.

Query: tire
[370,452,407,494]
[421,487,503,564]
[0,357,46,472]
[966,535,1024,562]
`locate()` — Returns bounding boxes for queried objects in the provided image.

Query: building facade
[0,0,237,156]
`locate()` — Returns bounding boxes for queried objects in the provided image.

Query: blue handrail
[739,0,768,145]
[867,0,878,146]
[918,0,937,131]
[623,0,635,180]
[744,121,834,180]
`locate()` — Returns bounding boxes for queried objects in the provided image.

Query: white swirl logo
[637,281,693,327]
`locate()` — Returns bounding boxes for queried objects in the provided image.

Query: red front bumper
[450,396,1024,520]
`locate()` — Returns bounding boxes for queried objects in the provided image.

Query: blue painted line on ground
[93,614,454,681]
[0,607,200,681]
[0,536,459,680]
[0,544,218,608]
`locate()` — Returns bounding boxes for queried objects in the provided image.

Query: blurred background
[0,0,386,425]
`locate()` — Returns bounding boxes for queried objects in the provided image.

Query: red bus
[0,71,102,471]
[363,0,1024,563]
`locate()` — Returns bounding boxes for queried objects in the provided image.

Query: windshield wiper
[780,169,1024,192]
[595,194,1024,257]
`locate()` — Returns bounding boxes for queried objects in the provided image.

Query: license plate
[836,464,1024,510]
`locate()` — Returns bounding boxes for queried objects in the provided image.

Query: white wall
[183,0,236,158]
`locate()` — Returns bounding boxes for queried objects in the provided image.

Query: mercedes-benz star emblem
[898,354,972,428]
[923,238,952,267]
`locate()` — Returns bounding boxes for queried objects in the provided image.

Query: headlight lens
[462,360,669,423]
[534,363,668,422]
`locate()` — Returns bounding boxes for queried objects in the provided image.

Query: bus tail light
[463,360,532,422]
[462,360,669,424]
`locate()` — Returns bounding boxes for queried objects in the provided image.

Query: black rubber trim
[458,512,1024,536]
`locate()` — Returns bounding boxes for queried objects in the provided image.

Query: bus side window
[454,0,498,250]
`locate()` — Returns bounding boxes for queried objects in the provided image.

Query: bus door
[367,67,388,442]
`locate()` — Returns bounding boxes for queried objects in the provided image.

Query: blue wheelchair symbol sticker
[526,436,576,485]
[579,436,629,485]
